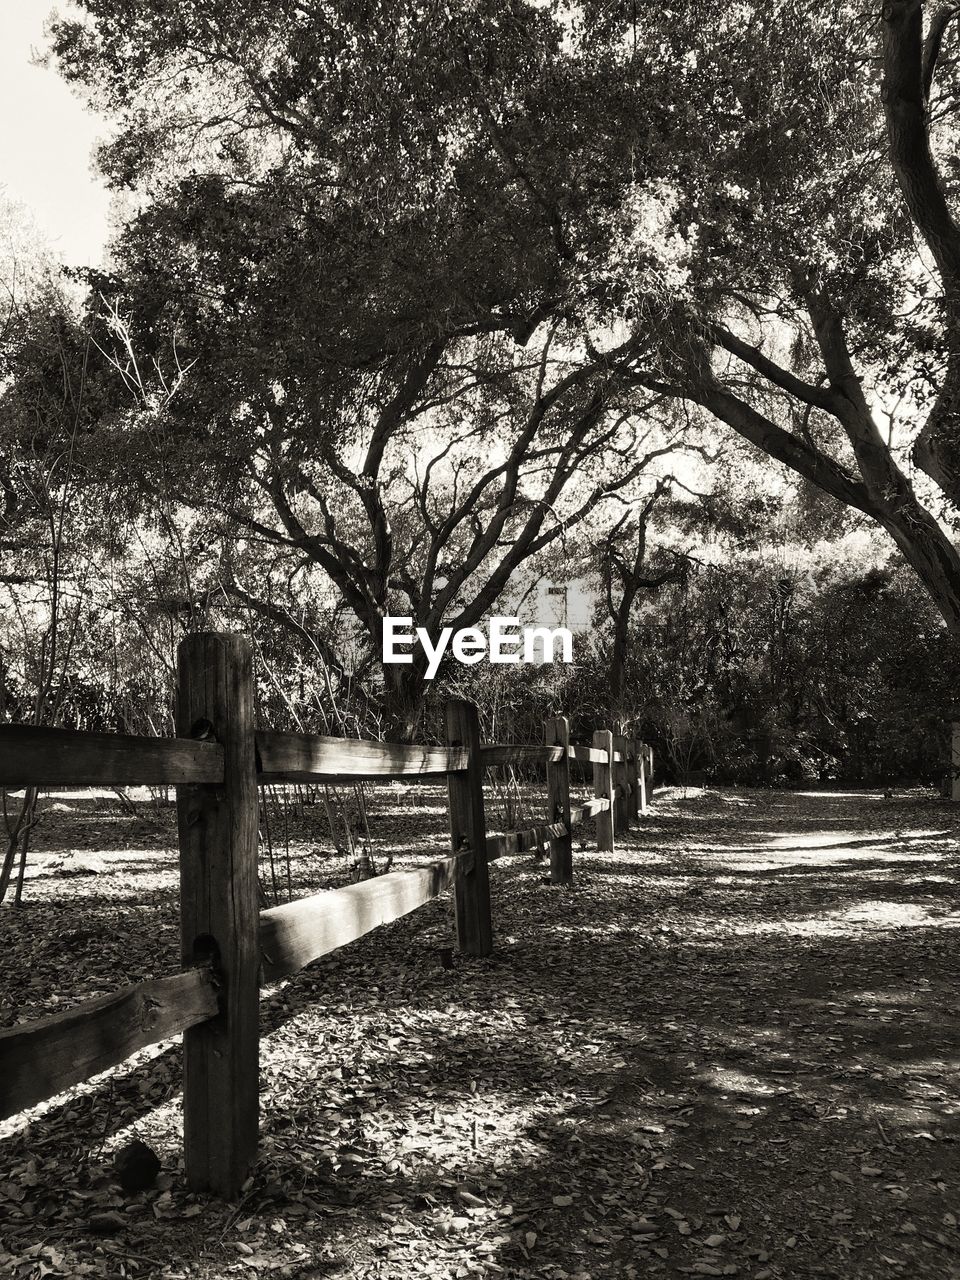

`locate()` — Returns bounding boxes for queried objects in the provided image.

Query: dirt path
[586,787,960,1280]
[2,785,960,1279]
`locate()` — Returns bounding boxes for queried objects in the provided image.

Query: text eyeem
[382,616,573,680]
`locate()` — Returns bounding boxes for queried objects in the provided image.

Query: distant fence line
[0,632,655,1199]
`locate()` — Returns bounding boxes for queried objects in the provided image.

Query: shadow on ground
[3,785,960,1278]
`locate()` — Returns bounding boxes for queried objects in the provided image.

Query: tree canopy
[44,2,960,634]
[1,0,958,760]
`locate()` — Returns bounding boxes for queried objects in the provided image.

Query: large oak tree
[48,0,960,674]
[50,0,697,732]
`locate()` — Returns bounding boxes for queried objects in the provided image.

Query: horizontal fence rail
[486,820,568,860]
[257,730,469,781]
[1,728,638,789]
[570,796,612,824]
[0,969,219,1121]
[479,743,564,768]
[0,725,224,787]
[260,849,473,982]
[0,733,626,790]
[0,629,656,1198]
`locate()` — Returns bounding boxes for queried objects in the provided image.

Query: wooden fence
[0,632,655,1198]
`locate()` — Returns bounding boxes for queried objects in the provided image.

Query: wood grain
[592,729,615,853]
[569,797,611,827]
[0,725,223,787]
[614,734,630,832]
[545,716,573,883]
[479,743,563,768]
[446,700,493,956]
[486,821,567,862]
[260,851,473,981]
[635,737,648,816]
[568,744,610,766]
[176,633,260,1198]
[0,969,218,1121]
[257,731,467,781]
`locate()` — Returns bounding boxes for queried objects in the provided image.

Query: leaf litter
[2,784,960,1277]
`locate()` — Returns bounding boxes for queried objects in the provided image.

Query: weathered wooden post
[445,699,493,955]
[545,715,572,884]
[615,734,630,832]
[635,738,648,815]
[612,734,623,833]
[176,633,260,1198]
[630,737,642,819]
[592,729,615,853]
[624,739,634,828]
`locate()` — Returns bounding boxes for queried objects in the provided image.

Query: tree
[624,551,960,785]
[597,478,690,725]
[615,0,960,637]
[49,1,710,734]
[0,284,101,903]
[94,281,688,733]
[48,0,960,658]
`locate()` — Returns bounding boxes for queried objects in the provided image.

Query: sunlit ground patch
[740,899,960,936]
[766,828,949,847]
[699,1065,781,1095]
[794,790,889,800]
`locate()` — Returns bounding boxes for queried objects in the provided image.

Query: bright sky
[0,0,111,267]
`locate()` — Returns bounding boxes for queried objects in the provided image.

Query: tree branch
[882,0,960,282]
[923,3,960,99]
[710,321,836,411]
[678,376,876,516]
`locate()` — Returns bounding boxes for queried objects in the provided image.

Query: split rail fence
[0,632,655,1198]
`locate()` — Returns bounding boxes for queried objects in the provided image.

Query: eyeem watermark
[383,616,573,680]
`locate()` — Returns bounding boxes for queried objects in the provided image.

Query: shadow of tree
[4,785,960,1277]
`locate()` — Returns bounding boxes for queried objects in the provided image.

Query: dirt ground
[2,782,960,1279]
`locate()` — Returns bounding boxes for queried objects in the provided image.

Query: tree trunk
[0,786,39,906]
[874,503,960,638]
[608,623,628,729]
[694,370,960,643]
[381,663,427,743]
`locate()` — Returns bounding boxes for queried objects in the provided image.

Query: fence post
[615,734,630,832]
[592,728,615,852]
[445,699,493,955]
[630,737,642,820]
[545,715,572,884]
[176,633,260,1198]
[635,738,648,815]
